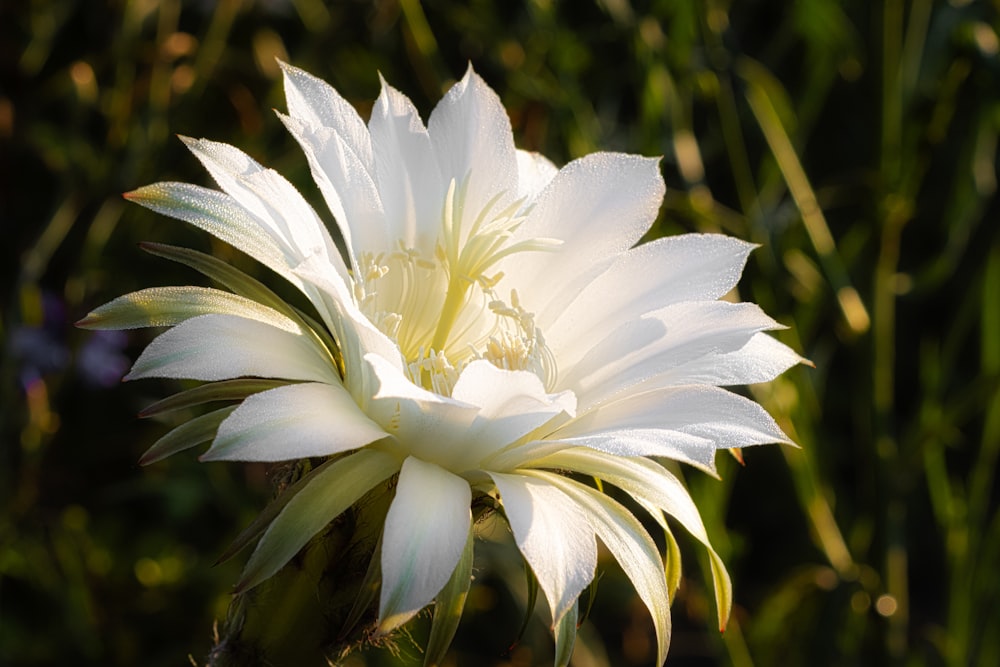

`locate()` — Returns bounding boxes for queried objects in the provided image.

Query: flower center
[354,178,560,396]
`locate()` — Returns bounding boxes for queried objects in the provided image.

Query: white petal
[562,301,783,409]
[379,457,472,632]
[450,360,576,463]
[634,332,807,390]
[428,67,518,238]
[515,149,558,202]
[501,152,665,319]
[279,60,374,169]
[292,256,404,400]
[542,234,756,349]
[238,448,401,591]
[369,77,444,251]
[201,382,387,461]
[363,353,479,468]
[179,136,347,280]
[542,429,719,474]
[554,385,792,454]
[489,472,597,624]
[279,113,389,265]
[124,313,338,384]
[538,449,735,633]
[533,471,671,666]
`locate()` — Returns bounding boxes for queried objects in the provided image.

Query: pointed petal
[237,448,400,592]
[201,382,387,461]
[489,472,597,625]
[370,76,443,251]
[123,183,302,287]
[379,457,472,632]
[501,152,665,319]
[540,429,719,475]
[542,234,756,349]
[428,67,518,237]
[279,60,374,169]
[639,332,807,388]
[180,136,347,279]
[531,471,671,666]
[139,406,236,465]
[562,301,784,409]
[124,314,338,384]
[279,112,388,264]
[555,385,792,454]
[77,286,300,331]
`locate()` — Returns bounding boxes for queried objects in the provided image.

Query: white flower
[81,63,803,664]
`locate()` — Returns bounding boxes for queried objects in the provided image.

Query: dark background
[2,0,999,665]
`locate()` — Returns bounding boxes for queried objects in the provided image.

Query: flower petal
[489,472,597,625]
[179,136,346,279]
[279,60,374,169]
[562,301,784,409]
[515,149,558,202]
[123,183,302,288]
[237,448,400,592]
[502,152,665,319]
[633,332,807,390]
[369,76,444,252]
[428,66,518,238]
[77,286,300,331]
[124,313,338,384]
[363,353,479,467]
[541,234,756,349]
[379,457,472,632]
[279,112,389,265]
[201,382,388,461]
[531,471,671,666]
[450,360,576,463]
[554,385,793,461]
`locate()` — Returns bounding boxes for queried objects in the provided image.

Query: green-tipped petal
[424,524,474,667]
[77,286,299,331]
[530,471,671,666]
[533,447,731,630]
[237,447,400,592]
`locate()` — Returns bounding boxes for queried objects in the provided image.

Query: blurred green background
[2,0,999,665]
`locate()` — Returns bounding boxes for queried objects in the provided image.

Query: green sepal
[511,557,540,651]
[214,457,330,566]
[664,524,683,602]
[76,286,292,331]
[552,599,578,667]
[139,406,236,465]
[140,242,299,320]
[708,549,733,632]
[139,378,291,418]
[424,520,474,667]
[577,570,602,627]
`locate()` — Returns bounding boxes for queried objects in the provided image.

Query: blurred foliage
[2,0,999,665]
